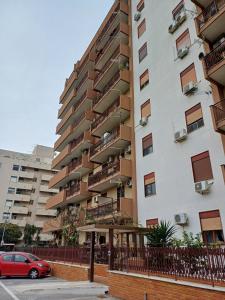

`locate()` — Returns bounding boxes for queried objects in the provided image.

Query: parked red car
[0,252,51,279]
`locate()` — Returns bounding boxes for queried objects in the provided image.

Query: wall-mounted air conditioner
[177,47,189,59]
[174,213,188,225]
[139,117,148,127]
[195,180,213,194]
[134,12,141,21]
[183,81,198,95]
[174,129,187,142]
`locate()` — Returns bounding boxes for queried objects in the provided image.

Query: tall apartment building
[132,0,225,244]
[47,0,225,245]
[0,145,58,244]
[45,0,136,245]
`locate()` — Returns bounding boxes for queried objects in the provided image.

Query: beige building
[0,145,58,244]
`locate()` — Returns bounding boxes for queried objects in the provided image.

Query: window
[14,255,28,263]
[141,99,151,118]
[176,29,191,52]
[199,210,224,244]
[12,164,19,171]
[139,42,147,62]
[191,151,213,183]
[172,0,185,20]
[144,172,156,197]
[142,134,153,156]
[20,166,26,171]
[5,200,13,208]
[8,187,15,194]
[140,70,149,90]
[185,103,204,133]
[138,19,146,38]
[180,63,197,91]
[137,0,144,12]
[146,218,158,228]
[10,176,17,182]
[2,254,13,262]
[3,212,10,220]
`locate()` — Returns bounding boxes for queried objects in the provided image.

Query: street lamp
[1,201,13,246]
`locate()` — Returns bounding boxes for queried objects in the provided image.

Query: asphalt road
[0,276,119,300]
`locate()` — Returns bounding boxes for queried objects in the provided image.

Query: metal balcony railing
[196,0,225,29]
[92,97,120,130]
[204,40,225,70]
[211,99,225,126]
[88,160,120,187]
[66,182,81,198]
[68,156,82,173]
[86,199,118,219]
[90,127,120,157]
[70,132,84,151]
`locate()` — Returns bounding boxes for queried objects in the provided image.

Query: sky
[0,0,114,154]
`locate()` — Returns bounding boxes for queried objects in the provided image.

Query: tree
[146,221,176,247]
[172,231,203,248]
[0,223,22,244]
[23,224,38,245]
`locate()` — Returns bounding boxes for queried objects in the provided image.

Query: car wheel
[29,269,39,279]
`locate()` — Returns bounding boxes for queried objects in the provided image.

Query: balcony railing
[88,160,120,187]
[68,156,82,173]
[94,72,120,107]
[76,72,88,92]
[66,182,81,198]
[72,111,85,129]
[211,99,225,126]
[204,40,225,70]
[70,132,84,151]
[92,98,120,130]
[90,127,120,157]
[196,0,225,28]
[73,91,86,111]
[86,200,118,219]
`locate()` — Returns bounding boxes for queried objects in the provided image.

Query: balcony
[211,99,225,134]
[75,52,95,85]
[93,70,130,114]
[49,166,68,189]
[92,96,130,137]
[40,185,58,194]
[195,0,225,42]
[41,174,53,181]
[46,190,66,209]
[90,125,131,164]
[34,221,44,228]
[38,197,49,204]
[67,154,93,180]
[56,89,96,135]
[94,44,129,91]
[12,171,34,179]
[75,70,95,100]
[58,89,77,119]
[60,71,78,104]
[203,40,225,85]
[36,208,56,217]
[88,158,132,192]
[65,181,91,204]
[11,194,31,202]
[11,182,33,191]
[11,206,29,215]
[54,110,94,152]
[86,197,133,223]
[43,216,62,233]
[10,219,26,227]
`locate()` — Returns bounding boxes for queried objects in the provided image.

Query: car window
[2,254,13,262]
[14,255,28,263]
[27,254,40,261]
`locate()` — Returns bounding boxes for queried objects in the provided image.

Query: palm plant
[146,220,176,247]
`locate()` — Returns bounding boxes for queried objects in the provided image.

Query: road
[0,276,119,300]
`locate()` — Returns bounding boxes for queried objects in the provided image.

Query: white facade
[0,145,58,243]
[131,0,225,238]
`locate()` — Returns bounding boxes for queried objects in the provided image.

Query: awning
[77,224,149,234]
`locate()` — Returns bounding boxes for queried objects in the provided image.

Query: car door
[1,254,14,275]
[13,254,30,276]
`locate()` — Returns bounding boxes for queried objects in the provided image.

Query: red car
[0,252,51,279]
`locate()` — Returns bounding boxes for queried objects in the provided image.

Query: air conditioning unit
[174,213,188,225]
[108,155,114,163]
[126,179,132,188]
[176,11,187,25]
[134,12,141,21]
[125,145,131,155]
[139,117,148,127]
[177,47,189,59]
[168,20,178,34]
[183,81,198,95]
[195,180,213,194]
[174,129,187,142]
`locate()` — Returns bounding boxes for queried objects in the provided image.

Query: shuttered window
[140,69,149,90]
[141,99,151,118]
[137,0,144,12]
[191,151,213,183]
[199,210,224,244]
[176,29,191,51]
[146,218,158,228]
[138,19,146,38]
[144,172,156,196]
[185,103,204,133]
[139,42,147,62]
[180,63,197,90]
[172,0,185,20]
[142,134,153,156]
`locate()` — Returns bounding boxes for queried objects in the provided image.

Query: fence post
[89,231,95,282]
[206,247,214,287]
[108,228,114,270]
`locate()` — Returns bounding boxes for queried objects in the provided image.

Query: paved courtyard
[0,276,118,300]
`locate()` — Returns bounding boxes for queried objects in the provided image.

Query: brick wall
[49,262,89,281]
[94,264,109,285]
[108,271,225,300]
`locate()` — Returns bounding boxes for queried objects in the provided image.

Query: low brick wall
[94,264,109,285]
[49,261,89,281]
[108,271,225,300]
